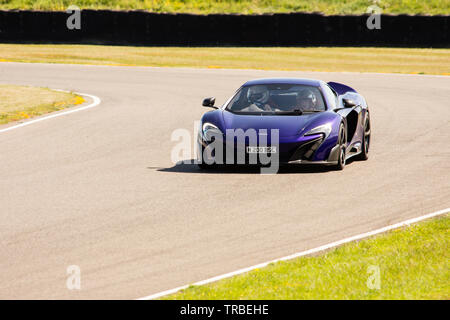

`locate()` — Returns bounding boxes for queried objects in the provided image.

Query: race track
[0,63,449,299]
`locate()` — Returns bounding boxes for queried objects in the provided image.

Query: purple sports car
[198,78,371,170]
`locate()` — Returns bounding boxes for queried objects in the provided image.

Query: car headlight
[304,123,332,139]
[202,122,223,142]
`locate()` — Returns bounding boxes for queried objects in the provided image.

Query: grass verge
[164,214,449,299]
[0,84,85,125]
[0,0,449,15]
[1,45,449,75]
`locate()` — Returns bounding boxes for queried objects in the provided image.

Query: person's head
[296,88,317,109]
[247,85,269,104]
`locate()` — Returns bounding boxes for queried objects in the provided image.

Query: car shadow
[149,160,357,174]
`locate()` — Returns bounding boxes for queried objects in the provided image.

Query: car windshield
[226,84,326,115]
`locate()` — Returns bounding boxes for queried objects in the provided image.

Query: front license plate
[246,146,277,154]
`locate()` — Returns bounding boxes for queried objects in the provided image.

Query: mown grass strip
[1,45,449,75]
[165,215,449,299]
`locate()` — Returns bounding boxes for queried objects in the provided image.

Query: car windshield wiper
[273,109,303,115]
[302,110,323,113]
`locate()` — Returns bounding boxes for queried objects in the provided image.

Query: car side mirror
[202,97,216,108]
[342,98,356,108]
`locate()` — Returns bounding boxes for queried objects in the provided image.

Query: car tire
[358,115,370,161]
[334,123,346,171]
[197,145,216,170]
[198,162,214,170]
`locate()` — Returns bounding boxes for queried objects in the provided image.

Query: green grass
[1,45,450,75]
[0,0,449,15]
[165,215,449,299]
[0,84,85,124]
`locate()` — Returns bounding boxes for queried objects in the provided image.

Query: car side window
[322,85,338,109]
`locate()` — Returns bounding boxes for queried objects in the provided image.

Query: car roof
[242,78,323,87]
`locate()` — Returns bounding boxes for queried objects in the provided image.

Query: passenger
[296,89,319,111]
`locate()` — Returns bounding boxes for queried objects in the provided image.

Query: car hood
[222,110,321,138]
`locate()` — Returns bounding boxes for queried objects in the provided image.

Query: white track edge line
[138,207,450,300]
[0,90,101,134]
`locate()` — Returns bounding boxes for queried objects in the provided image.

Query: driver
[243,85,277,112]
[296,89,318,111]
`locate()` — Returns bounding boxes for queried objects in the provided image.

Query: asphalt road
[0,63,449,299]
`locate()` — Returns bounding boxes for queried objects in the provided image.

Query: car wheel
[198,162,214,170]
[334,123,346,171]
[358,115,370,161]
[197,145,216,170]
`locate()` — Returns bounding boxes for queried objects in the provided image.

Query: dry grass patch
[0,84,84,125]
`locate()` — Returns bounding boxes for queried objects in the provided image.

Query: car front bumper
[198,133,339,165]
